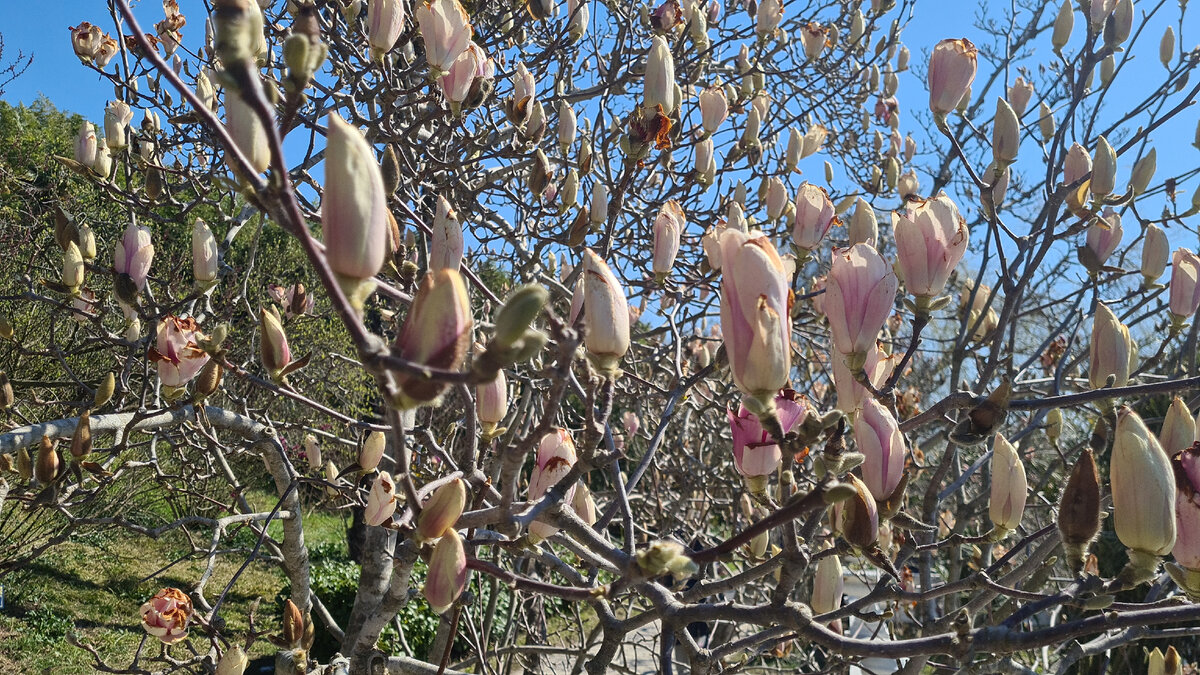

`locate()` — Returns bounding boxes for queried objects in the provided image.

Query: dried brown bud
[54,206,80,251]
[0,372,13,410]
[71,410,93,459]
[282,598,304,648]
[1059,448,1102,575]
[196,360,224,397]
[381,145,401,196]
[35,435,60,484]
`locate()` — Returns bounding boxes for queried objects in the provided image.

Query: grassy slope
[0,493,349,674]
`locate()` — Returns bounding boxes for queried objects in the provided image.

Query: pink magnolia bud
[825,244,898,359]
[897,169,919,199]
[323,114,389,285]
[74,122,98,167]
[623,411,641,437]
[476,370,508,425]
[360,431,386,472]
[652,200,685,280]
[104,100,134,150]
[365,471,398,526]
[368,0,406,61]
[529,429,578,539]
[1160,397,1195,457]
[893,191,969,300]
[572,481,597,525]
[224,92,270,175]
[699,85,728,134]
[755,0,782,38]
[259,307,292,376]
[1173,446,1200,572]
[439,42,483,107]
[811,552,844,615]
[140,588,193,644]
[1063,142,1092,185]
[1089,302,1132,388]
[1112,407,1176,556]
[1007,76,1034,117]
[833,341,894,413]
[581,249,631,372]
[799,22,828,61]
[718,230,792,403]
[644,35,677,115]
[728,391,807,490]
[791,182,838,251]
[855,398,906,501]
[928,38,977,115]
[1081,208,1123,272]
[113,223,153,291]
[1142,223,1170,282]
[192,218,218,283]
[989,433,1027,531]
[1170,248,1200,320]
[417,0,473,76]
[430,196,463,271]
[393,273,472,409]
[417,478,467,540]
[303,434,322,469]
[150,316,211,388]
[424,528,468,613]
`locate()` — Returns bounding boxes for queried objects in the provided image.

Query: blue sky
[4,0,1196,263]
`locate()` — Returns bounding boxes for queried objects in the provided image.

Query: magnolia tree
[2,0,1200,672]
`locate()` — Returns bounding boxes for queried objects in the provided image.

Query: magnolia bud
[77,224,96,261]
[1112,407,1176,556]
[580,249,631,374]
[1091,135,1117,199]
[70,410,93,459]
[224,92,270,175]
[992,97,1019,166]
[62,241,85,290]
[1160,25,1175,69]
[1129,148,1155,196]
[1038,101,1056,141]
[360,431,386,472]
[811,552,843,615]
[1089,302,1132,388]
[303,434,322,470]
[216,645,249,675]
[493,284,548,352]
[364,471,397,525]
[192,218,219,284]
[476,369,508,427]
[16,446,32,481]
[989,433,1027,532]
[425,528,468,613]
[1051,0,1073,51]
[0,372,13,410]
[644,35,677,115]
[258,308,291,378]
[848,197,878,245]
[416,478,467,540]
[840,475,879,548]
[590,181,609,227]
[928,38,977,116]
[430,196,463,272]
[1142,223,1169,282]
[1169,248,1200,320]
[393,269,472,408]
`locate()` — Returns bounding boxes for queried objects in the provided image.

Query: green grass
[0,493,349,674]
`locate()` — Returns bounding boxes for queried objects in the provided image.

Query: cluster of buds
[267,282,315,319]
[69,22,119,68]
